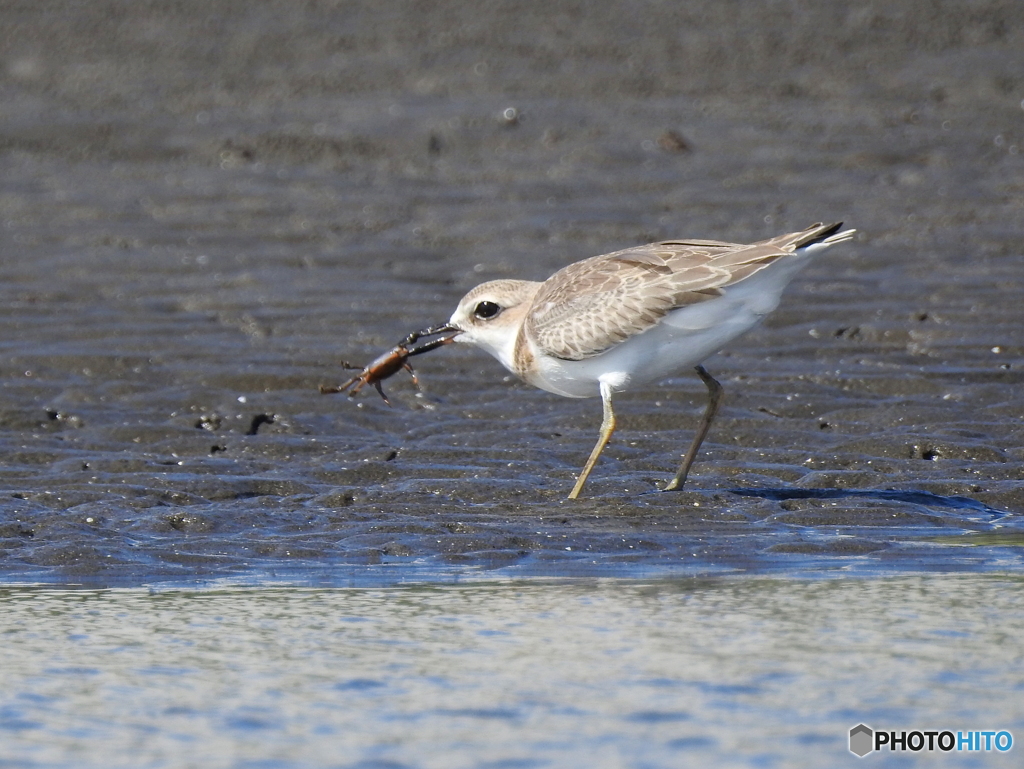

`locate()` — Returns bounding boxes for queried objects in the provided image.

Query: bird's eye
[473,301,501,320]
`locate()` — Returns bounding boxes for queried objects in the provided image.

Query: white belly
[525,251,813,398]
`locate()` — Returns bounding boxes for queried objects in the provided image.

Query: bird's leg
[568,381,616,500]
[664,364,723,492]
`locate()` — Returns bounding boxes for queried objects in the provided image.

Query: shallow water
[2,574,1022,769]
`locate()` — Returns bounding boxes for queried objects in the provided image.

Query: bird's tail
[790,221,856,252]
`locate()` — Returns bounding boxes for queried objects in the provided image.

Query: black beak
[403,323,462,356]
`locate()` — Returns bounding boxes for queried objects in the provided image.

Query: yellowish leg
[664,365,724,492]
[568,381,616,499]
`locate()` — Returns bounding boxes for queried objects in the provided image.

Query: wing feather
[527,223,838,360]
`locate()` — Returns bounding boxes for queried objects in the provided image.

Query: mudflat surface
[2,0,1024,584]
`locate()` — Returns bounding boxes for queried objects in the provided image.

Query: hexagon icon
[849,724,874,757]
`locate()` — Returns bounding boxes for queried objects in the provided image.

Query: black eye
[473,301,501,320]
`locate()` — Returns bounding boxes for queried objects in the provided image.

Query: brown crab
[319,324,459,405]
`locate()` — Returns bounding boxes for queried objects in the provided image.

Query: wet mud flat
[1,0,1024,585]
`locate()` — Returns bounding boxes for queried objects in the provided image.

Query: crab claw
[403,323,462,355]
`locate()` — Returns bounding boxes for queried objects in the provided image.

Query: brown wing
[527,223,838,360]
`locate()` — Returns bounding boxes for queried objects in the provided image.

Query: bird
[431,222,855,499]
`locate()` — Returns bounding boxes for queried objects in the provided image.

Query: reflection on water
[2,574,1022,768]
